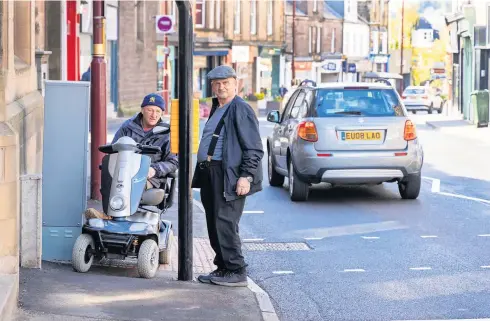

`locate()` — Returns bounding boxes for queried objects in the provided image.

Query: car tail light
[401,95,406,99]
[404,120,417,141]
[421,95,428,99]
[298,121,318,142]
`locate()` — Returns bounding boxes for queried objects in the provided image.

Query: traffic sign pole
[175,0,193,282]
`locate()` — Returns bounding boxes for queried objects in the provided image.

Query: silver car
[266,82,424,202]
[401,85,444,114]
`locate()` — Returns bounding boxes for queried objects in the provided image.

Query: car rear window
[314,88,405,117]
[404,88,426,95]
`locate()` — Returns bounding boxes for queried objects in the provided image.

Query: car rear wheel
[268,150,285,187]
[398,173,421,200]
[412,110,417,114]
[438,101,444,114]
[288,159,309,202]
[428,103,433,114]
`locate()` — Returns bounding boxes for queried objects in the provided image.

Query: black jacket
[192,96,264,201]
[112,113,179,188]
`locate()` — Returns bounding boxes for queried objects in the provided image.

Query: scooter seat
[140,188,165,206]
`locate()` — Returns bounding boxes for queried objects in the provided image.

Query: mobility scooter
[72,128,176,279]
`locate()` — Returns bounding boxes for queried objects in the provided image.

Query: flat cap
[207,65,237,80]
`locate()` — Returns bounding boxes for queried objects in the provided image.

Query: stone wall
[117,0,158,116]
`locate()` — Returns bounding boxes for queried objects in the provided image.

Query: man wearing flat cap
[192,65,264,287]
[112,93,179,188]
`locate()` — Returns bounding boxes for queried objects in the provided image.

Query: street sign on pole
[156,15,175,34]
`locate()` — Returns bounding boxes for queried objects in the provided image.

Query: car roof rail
[374,79,392,86]
[299,79,317,87]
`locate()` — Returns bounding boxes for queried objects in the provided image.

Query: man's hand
[148,167,156,179]
[236,177,250,196]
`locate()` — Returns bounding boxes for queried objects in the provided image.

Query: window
[209,0,215,29]
[234,0,240,34]
[267,0,273,36]
[290,91,307,119]
[316,27,322,53]
[331,29,335,53]
[313,0,318,12]
[251,0,257,35]
[216,0,221,29]
[196,0,205,28]
[308,26,312,54]
[314,89,405,117]
[136,1,145,42]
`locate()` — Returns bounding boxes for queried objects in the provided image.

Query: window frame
[251,0,257,35]
[195,0,205,28]
[234,0,241,34]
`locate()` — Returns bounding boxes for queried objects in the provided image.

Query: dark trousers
[199,162,246,271]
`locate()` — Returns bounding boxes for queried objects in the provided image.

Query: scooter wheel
[159,230,174,265]
[72,234,95,273]
[137,239,159,279]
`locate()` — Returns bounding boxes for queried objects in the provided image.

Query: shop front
[257,46,282,97]
[314,59,342,84]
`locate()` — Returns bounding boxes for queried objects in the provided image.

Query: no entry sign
[156,15,175,34]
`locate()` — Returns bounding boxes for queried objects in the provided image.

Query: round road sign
[157,15,173,33]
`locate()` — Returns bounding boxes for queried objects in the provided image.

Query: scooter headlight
[109,196,126,211]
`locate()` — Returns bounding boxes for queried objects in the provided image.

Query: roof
[301,82,392,90]
[414,17,433,30]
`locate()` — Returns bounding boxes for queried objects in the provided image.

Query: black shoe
[197,268,226,284]
[210,268,248,287]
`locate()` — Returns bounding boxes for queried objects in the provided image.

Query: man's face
[212,77,237,100]
[141,106,162,127]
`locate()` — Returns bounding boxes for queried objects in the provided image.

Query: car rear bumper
[291,140,423,184]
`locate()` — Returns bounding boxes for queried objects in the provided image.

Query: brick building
[285,0,344,84]
[0,0,46,319]
[117,0,160,116]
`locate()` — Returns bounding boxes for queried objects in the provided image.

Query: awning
[193,50,229,57]
[364,71,403,80]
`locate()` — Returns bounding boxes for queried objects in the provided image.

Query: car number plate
[341,131,382,141]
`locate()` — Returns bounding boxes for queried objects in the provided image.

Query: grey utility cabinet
[42,81,90,261]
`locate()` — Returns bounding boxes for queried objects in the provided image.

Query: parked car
[401,86,444,114]
[266,81,424,202]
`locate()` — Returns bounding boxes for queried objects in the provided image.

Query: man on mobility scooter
[73,93,179,279]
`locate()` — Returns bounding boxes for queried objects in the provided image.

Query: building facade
[117,0,159,116]
[327,0,371,82]
[0,1,46,319]
[445,1,478,120]
[285,0,344,85]
[224,0,285,97]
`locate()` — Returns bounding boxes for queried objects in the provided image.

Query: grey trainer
[197,268,226,284]
[210,269,248,287]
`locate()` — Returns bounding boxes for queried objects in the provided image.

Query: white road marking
[423,176,490,205]
[420,235,438,238]
[304,237,323,240]
[409,267,432,271]
[193,199,205,213]
[272,271,294,275]
[361,236,380,240]
[243,210,265,214]
[243,238,264,242]
[438,191,490,205]
[422,176,441,193]
[481,266,490,269]
[294,220,407,239]
[478,234,490,237]
[342,269,365,272]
